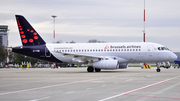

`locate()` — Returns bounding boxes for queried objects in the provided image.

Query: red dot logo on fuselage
[104,45,109,49]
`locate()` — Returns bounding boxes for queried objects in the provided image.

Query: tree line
[0,45,39,68]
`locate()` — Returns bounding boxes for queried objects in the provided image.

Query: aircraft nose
[171,52,178,60]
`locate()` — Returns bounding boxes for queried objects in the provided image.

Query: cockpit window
[162,47,165,50]
[165,47,170,50]
[158,47,161,50]
[158,47,170,51]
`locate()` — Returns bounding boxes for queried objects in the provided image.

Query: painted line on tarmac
[153,81,180,95]
[0,78,97,96]
[65,91,75,94]
[0,73,132,96]
[29,96,50,101]
[86,88,92,90]
[98,77,178,101]
[125,79,133,82]
[125,94,180,100]
[101,85,106,87]
[126,81,180,100]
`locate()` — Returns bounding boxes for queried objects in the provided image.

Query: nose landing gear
[156,62,161,72]
[156,68,161,72]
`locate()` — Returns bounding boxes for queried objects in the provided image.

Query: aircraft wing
[53,51,111,62]
[53,51,129,63]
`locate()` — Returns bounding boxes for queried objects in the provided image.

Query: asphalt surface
[0,67,180,101]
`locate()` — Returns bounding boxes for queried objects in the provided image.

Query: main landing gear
[87,66,101,72]
[87,66,94,72]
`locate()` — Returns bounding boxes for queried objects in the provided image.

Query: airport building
[0,25,8,47]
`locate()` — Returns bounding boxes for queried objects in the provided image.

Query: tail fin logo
[16,18,38,44]
[15,15,46,46]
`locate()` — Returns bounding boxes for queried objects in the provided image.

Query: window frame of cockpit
[157,47,170,51]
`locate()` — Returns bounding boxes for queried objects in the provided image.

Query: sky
[0,0,180,51]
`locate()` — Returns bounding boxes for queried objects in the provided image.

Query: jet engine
[93,60,119,69]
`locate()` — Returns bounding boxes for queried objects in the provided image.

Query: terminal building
[0,25,8,47]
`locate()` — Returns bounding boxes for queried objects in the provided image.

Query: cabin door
[147,45,153,57]
[45,47,51,57]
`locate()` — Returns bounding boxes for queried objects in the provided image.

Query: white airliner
[12,15,177,72]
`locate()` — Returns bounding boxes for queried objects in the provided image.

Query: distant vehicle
[12,15,177,72]
[174,60,180,69]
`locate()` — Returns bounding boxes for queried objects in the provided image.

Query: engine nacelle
[93,60,119,69]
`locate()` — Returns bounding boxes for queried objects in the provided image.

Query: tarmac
[0,67,180,101]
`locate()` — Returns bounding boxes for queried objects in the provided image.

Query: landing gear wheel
[95,68,101,72]
[156,68,161,72]
[87,66,94,72]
